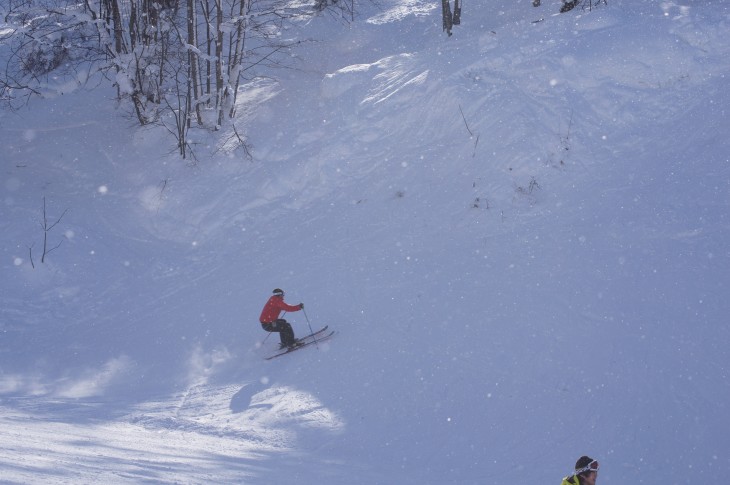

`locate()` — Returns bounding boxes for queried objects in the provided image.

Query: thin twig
[39,197,68,263]
[459,104,474,137]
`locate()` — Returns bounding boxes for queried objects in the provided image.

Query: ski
[265,330,335,360]
[272,325,328,349]
[296,325,329,343]
[268,325,329,349]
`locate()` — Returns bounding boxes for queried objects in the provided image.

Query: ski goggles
[575,460,600,475]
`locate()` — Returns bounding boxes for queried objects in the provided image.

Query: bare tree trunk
[199,0,213,103]
[109,0,126,53]
[187,0,203,125]
[560,0,579,13]
[442,0,453,36]
[143,0,159,44]
[129,0,138,50]
[228,0,248,118]
[214,0,225,128]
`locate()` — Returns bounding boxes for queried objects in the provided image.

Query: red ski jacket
[259,295,302,323]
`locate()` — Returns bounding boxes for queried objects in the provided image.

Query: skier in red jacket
[259,288,304,349]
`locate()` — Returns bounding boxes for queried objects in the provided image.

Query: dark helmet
[574,456,599,476]
[272,288,284,296]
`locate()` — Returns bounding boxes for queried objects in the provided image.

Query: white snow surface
[1,0,729,483]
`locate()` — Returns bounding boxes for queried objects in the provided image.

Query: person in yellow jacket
[561,456,599,485]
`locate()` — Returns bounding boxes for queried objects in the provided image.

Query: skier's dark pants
[261,319,295,347]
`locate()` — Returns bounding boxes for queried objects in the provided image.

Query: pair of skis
[265,325,335,360]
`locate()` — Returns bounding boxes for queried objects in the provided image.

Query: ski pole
[302,307,319,348]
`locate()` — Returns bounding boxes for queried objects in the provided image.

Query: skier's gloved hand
[299,303,304,309]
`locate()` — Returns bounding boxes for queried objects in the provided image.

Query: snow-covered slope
[1,1,729,483]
